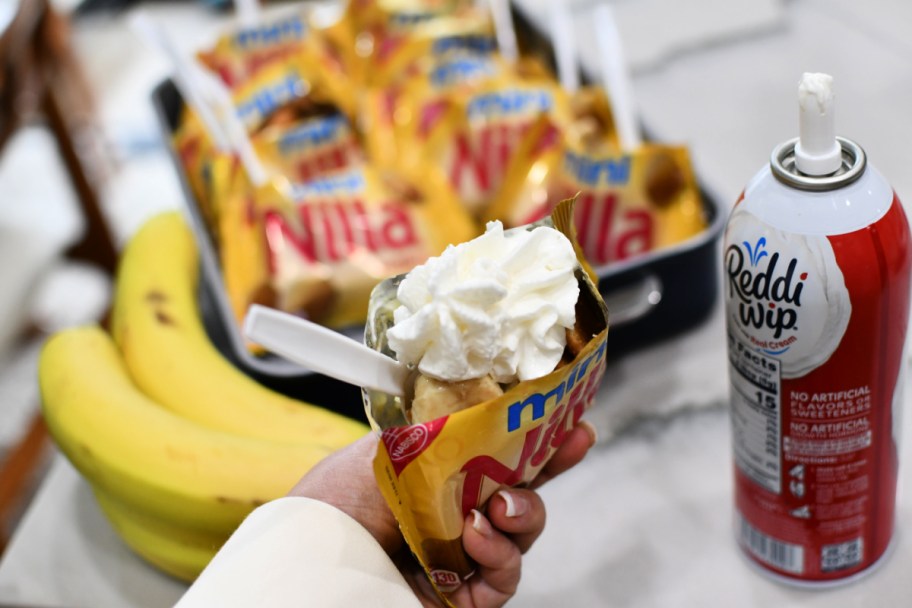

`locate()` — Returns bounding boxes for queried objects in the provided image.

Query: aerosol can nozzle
[794,72,842,176]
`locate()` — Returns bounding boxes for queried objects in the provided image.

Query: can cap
[794,73,842,176]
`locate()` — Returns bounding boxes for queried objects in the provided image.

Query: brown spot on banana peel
[214,496,266,507]
[143,290,177,326]
[154,310,176,326]
[145,291,168,304]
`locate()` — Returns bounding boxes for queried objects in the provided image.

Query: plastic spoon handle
[592,3,641,151]
[243,305,407,397]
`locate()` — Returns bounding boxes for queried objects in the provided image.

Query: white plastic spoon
[243,304,408,397]
[592,3,642,151]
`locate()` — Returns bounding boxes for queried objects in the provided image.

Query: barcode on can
[821,538,863,572]
[739,515,804,574]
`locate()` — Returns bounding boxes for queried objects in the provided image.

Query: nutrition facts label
[729,334,782,494]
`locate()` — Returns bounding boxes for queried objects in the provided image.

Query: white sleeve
[174,497,421,608]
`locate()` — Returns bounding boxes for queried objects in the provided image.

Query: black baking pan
[150,5,724,414]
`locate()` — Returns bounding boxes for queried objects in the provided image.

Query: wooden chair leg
[0,413,50,555]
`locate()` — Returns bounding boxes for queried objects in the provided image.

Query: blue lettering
[564,152,631,186]
[431,59,494,87]
[236,74,302,126]
[278,115,347,154]
[506,337,606,432]
[233,17,306,50]
[467,89,554,119]
[432,35,497,55]
[292,170,365,198]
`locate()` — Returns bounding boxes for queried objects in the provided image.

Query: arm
[174,497,421,608]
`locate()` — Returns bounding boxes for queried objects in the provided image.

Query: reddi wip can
[724,74,911,585]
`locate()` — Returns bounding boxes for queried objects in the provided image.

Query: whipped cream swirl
[387,221,579,383]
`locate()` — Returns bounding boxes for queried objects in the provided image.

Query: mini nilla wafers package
[362,199,609,602]
[488,122,708,267]
[219,165,477,334]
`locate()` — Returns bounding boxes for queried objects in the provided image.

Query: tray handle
[602,273,663,326]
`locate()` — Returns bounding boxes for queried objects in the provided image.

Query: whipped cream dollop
[387,221,579,383]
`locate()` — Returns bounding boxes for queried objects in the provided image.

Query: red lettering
[573,191,656,265]
[293,144,356,183]
[450,133,490,194]
[450,121,540,204]
[496,124,511,176]
[575,191,596,253]
[334,201,354,249]
[615,210,653,259]
[263,209,317,269]
[351,200,377,251]
[595,193,617,263]
[313,205,336,260]
[263,199,421,272]
[460,427,542,517]
[530,406,563,468]
[459,363,604,517]
[381,204,418,248]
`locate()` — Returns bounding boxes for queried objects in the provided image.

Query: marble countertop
[3,0,912,605]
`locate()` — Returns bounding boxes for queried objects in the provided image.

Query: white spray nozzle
[795,72,842,176]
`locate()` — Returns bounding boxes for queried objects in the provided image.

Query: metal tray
[150,8,724,415]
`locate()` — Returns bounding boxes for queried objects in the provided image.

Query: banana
[39,326,333,533]
[92,488,222,582]
[109,211,367,447]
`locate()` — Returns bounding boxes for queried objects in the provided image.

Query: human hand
[288,420,597,607]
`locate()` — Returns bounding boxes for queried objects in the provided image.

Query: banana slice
[410,374,504,424]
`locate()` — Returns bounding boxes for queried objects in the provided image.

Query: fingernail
[579,419,598,447]
[471,509,493,537]
[497,490,529,518]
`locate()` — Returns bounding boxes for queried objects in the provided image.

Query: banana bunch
[38,212,369,582]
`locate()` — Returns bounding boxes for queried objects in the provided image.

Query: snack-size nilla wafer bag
[362,199,609,602]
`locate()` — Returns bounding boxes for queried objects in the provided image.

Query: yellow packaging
[220,165,477,334]
[566,86,621,154]
[357,16,505,174]
[231,55,348,134]
[219,178,278,346]
[364,11,496,89]
[363,200,609,602]
[489,129,708,268]
[320,0,474,92]
[397,77,572,218]
[198,12,311,89]
[172,108,240,243]
[252,112,365,185]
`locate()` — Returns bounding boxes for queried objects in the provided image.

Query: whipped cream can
[724,74,911,585]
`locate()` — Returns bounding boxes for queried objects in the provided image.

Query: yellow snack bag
[398,77,573,218]
[198,12,311,88]
[359,42,501,172]
[172,108,239,242]
[490,130,708,267]
[323,0,481,89]
[220,165,477,334]
[231,55,347,134]
[566,86,621,154]
[219,178,278,339]
[363,199,609,602]
[365,10,496,88]
[252,112,365,184]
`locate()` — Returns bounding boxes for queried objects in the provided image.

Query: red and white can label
[725,187,911,583]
